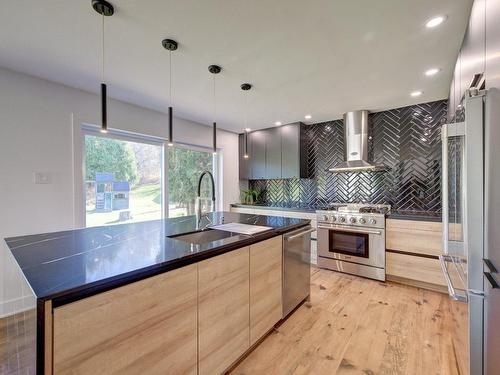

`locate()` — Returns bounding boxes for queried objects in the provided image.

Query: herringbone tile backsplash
[249,100,447,213]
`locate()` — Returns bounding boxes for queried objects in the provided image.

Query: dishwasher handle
[285,227,315,241]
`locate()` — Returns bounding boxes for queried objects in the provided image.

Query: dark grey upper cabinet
[265,127,282,179]
[250,130,266,179]
[281,123,307,179]
[238,133,251,179]
[238,123,307,180]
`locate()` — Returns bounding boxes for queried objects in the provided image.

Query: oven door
[317,224,385,268]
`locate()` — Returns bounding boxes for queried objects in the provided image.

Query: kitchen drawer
[386,252,445,286]
[386,219,442,256]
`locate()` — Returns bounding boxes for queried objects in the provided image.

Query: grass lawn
[86,183,162,227]
[86,183,194,227]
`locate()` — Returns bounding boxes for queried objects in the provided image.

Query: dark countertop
[5,212,309,304]
[387,210,442,222]
[231,203,442,222]
[231,203,317,214]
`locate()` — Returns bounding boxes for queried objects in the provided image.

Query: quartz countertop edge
[5,211,310,305]
[230,203,442,222]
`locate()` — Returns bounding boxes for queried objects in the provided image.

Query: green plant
[240,188,261,204]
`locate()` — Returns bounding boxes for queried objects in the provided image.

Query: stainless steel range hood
[328,110,388,173]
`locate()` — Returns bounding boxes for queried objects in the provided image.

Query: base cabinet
[48,238,285,375]
[53,264,198,375]
[249,236,283,345]
[198,247,250,375]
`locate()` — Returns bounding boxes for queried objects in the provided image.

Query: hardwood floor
[231,268,469,375]
[0,269,468,375]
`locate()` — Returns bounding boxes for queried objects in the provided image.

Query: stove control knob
[369,219,377,225]
[323,215,329,222]
[331,216,337,222]
[359,218,366,224]
[349,217,357,224]
[339,216,346,223]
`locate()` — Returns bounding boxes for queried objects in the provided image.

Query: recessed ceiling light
[425,68,440,76]
[244,128,251,132]
[304,115,312,120]
[275,121,282,126]
[411,91,423,97]
[426,16,445,28]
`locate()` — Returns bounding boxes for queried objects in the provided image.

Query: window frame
[166,142,222,218]
[77,123,222,227]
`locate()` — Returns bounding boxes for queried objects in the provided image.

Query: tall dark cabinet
[250,130,267,179]
[281,123,306,179]
[238,122,307,180]
[265,127,282,179]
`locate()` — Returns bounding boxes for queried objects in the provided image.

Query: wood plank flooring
[231,268,468,375]
[0,268,468,375]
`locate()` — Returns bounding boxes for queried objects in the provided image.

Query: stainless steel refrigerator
[440,87,500,375]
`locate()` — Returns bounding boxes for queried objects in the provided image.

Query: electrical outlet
[34,172,51,184]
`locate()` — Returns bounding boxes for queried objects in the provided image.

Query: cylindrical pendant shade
[213,122,217,154]
[244,131,249,158]
[168,106,173,146]
[100,83,107,133]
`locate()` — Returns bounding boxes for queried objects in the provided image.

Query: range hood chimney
[328,110,387,173]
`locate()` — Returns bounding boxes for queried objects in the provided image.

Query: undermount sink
[168,228,241,245]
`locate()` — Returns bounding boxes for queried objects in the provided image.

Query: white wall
[0,67,240,316]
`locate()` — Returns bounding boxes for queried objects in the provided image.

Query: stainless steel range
[316,203,390,281]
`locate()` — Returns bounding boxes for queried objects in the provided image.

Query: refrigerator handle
[483,258,498,273]
[484,272,499,289]
[441,124,449,255]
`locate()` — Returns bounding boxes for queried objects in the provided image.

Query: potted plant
[240,188,261,205]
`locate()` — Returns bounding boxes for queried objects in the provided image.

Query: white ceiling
[0,0,472,133]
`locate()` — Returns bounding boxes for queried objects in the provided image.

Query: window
[81,125,221,227]
[84,132,163,227]
[168,145,218,218]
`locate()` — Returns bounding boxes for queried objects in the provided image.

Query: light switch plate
[34,172,51,184]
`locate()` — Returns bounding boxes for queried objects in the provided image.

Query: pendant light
[162,39,178,146]
[208,65,221,155]
[92,0,114,134]
[241,83,252,159]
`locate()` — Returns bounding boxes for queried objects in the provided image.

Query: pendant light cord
[101,13,105,83]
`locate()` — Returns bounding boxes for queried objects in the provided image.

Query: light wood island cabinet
[47,236,285,375]
[53,264,198,375]
[198,247,250,375]
[249,236,282,345]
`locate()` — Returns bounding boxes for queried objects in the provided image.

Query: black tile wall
[249,100,447,214]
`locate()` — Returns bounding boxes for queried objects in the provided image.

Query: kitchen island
[4,211,310,375]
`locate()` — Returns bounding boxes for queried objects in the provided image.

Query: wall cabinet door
[281,123,300,178]
[239,133,251,179]
[53,264,198,375]
[198,247,250,375]
[249,236,283,345]
[265,127,282,179]
[250,131,266,179]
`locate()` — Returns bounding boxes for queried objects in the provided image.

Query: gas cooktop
[317,203,390,215]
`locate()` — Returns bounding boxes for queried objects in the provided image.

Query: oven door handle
[317,225,382,235]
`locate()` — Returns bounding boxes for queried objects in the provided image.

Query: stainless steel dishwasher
[282,225,314,318]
